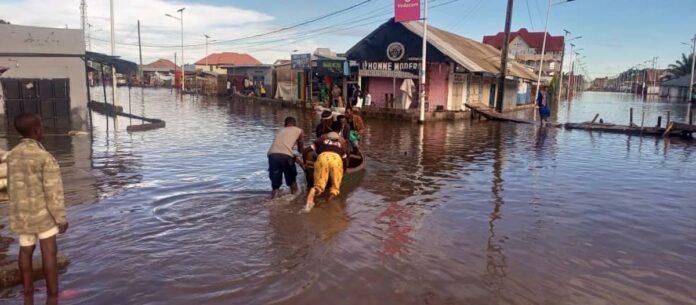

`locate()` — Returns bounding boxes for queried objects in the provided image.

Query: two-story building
[483,28,564,85]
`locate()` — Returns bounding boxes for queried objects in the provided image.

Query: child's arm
[43,155,67,231]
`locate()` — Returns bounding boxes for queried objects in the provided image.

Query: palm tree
[668,53,694,77]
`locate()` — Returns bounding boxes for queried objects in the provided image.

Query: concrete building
[591,77,609,91]
[194,52,261,75]
[274,48,353,102]
[140,58,178,87]
[346,19,537,113]
[0,24,88,130]
[660,74,694,100]
[483,28,564,85]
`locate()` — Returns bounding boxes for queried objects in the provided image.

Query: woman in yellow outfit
[305,123,348,212]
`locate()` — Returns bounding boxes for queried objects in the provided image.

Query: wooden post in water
[690,109,693,126]
[641,110,645,131]
[657,116,662,128]
[629,107,634,126]
[591,113,600,124]
[666,111,671,127]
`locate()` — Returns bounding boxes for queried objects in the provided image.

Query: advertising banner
[291,53,311,70]
[395,0,420,22]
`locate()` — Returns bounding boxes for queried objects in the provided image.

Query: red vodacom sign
[395,0,421,22]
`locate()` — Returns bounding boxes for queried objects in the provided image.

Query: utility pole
[652,56,658,96]
[205,34,210,68]
[179,8,185,92]
[565,44,574,99]
[418,0,429,123]
[80,0,89,49]
[110,0,115,56]
[496,0,514,113]
[138,20,143,85]
[558,29,570,102]
[689,34,696,102]
[532,0,552,115]
[86,23,93,51]
[109,0,118,128]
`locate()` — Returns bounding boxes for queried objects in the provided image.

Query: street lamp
[533,0,576,119]
[683,35,696,102]
[166,7,185,92]
[559,33,581,101]
[567,49,583,99]
[204,34,212,69]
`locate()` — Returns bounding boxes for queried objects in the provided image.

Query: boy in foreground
[7,113,69,304]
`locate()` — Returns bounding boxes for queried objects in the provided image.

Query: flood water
[1,90,695,304]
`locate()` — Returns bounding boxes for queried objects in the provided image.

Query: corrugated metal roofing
[662,74,693,87]
[401,21,538,81]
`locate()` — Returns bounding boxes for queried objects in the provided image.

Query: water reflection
[483,123,507,299]
[0,90,694,304]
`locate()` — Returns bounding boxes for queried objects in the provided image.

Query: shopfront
[347,19,537,113]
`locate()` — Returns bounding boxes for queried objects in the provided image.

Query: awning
[85,51,139,75]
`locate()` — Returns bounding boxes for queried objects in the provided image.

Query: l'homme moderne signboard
[358,41,421,78]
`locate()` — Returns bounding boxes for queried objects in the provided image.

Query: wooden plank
[672,122,696,132]
[126,121,166,132]
[663,122,674,137]
[464,104,535,124]
[591,113,600,124]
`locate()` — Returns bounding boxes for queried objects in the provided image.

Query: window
[549,62,556,70]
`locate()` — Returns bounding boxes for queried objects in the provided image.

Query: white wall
[0,24,87,130]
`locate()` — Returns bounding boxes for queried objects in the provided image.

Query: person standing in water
[7,113,69,305]
[268,117,305,198]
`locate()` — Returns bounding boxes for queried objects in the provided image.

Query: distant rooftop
[195,52,261,66]
[483,28,565,53]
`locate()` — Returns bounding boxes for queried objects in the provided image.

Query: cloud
[0,0,372,65]
[0,0,314,64]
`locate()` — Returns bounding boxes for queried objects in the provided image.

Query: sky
[1,0,695,78]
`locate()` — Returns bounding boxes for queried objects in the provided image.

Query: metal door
[1,78,71,130]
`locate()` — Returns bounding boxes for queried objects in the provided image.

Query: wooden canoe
[302,146,366,187]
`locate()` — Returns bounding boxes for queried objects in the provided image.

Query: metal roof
[86,51,138,74]
[661,74,693,87]
[401,21,538,81]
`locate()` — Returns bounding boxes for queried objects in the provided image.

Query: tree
[668,53,694,77]
[548,75,560,99]
[0,19,10,24]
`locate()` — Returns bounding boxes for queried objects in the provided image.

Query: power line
[525,0,535,30]
[92,0,376,48]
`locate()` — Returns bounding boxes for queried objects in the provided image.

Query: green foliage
[0,19,9,24]
[668,53,693,77]
[548,75,560,98]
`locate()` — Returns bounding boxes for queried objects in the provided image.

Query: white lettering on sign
[361,61,420,71]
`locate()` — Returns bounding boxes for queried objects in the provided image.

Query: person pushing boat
[305,122,348,212]
[268,116,305,199]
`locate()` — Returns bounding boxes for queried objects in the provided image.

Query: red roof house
[483,28,564,52]
[195,52,261,66]
[141,58,179,72]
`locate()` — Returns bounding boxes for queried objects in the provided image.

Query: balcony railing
[514,53,562,61]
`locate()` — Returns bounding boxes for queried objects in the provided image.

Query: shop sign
[316,60,346,77]
[291,53,311,69]
[395,0,421,22]
[360,61,420,75]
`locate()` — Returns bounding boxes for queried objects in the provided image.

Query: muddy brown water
[0,89,695,304]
